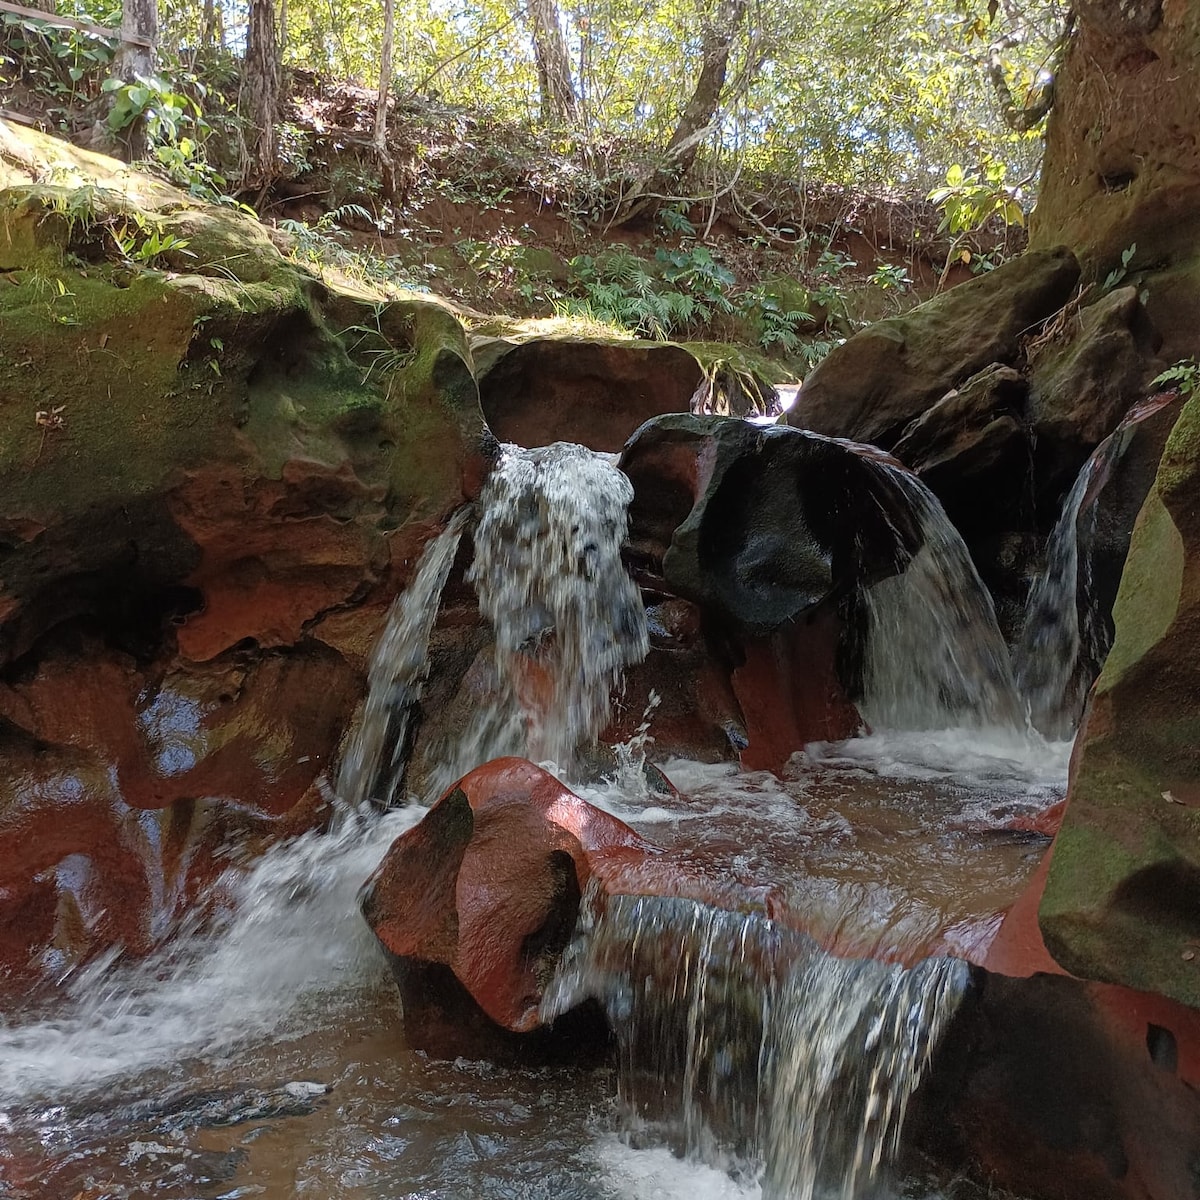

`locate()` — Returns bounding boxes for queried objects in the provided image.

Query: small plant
[109,213,193,266]
[736,288,813,354]
[102,73,196,143]
[341,302,417,387]
[871,262,911,292]
[1152,358,1200,397]
[929,159,1025,235]
[657,205,697,237]
[1102,243,1137,292]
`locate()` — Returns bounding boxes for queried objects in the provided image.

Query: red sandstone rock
[476,339,704,453]
[914,836,1200,1200]
[0,637,355,989]
[362,757,788,1040]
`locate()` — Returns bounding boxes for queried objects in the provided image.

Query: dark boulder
[620,414,924,635]
[891,363,1030,538]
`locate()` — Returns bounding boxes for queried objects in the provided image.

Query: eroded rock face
[1039,389,1200,1007]
[0,128,488,986]
[476,338,703,452]
[785,248,1080,447]
[1031,0,1200,362]
[361,758,660,1050]
[914,846,1200,1200]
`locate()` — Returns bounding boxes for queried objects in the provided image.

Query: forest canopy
[4,0,1067,196]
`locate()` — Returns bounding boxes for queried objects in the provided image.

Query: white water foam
[0,803,421,1103]
[797,728,1071,797]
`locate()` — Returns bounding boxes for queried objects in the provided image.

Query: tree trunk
[199,0,215,47]
[1030,0,1200,359]
[526,0,577,124]
[107,0,157,159]
[373,0,398,203]
[662,0,748,178]
[373,0,396,157]
[242,0,280,192]
[612,0,749,223]
[112,0,156,79]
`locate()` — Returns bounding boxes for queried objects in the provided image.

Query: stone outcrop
[361,757,771,1054]
[1026,285,1162,505]
[475,337,703,452]
[1038,389,1200,1007]
[1030,0,1200,362]
[0,127,488,987]
[786,247,1080,447]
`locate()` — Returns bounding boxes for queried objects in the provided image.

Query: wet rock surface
[361,758,655,1047]
[1039,389,1200,1007]
[621,413,924,633]
[0,129,488,986]
[915,845,1200,1200]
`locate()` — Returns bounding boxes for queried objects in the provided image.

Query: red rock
[732,609,861,774]
[362,757,656,1033]
[477,339,703,453]
[362,757,801,1044]
[0,636,356,991]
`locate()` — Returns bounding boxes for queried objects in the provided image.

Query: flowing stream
[0,434,1078,1200]
[857,464,1022,731]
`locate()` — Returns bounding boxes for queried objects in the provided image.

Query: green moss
[1097,491,1184,690]
[0,125,487,649]
[1158,389,1200,503]
[679,340,794,385]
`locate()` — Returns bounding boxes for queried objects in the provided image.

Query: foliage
[1102,243,1137,292]
[7,0,1066,196]
[109,214,193,265]
[1152,359,1200,399]
[928,159,1026,234]
[0,9,114,104]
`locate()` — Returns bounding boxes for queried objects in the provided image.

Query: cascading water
[544,892,968,1200]
[856,463,1022,731]
[1011,394,1172,738]
[1013,461,1096,738]
[446,441,649,776]
[0,425,1073,1200]
[336,509,468,808]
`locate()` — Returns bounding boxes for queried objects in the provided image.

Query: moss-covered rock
[1040,389,1200,1007]
[785,247,1080,447]
[0,126,489,990]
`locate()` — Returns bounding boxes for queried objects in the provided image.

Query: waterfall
[1011,395,1171,738]
[1013,462,1096,738]
[336,511,467,808]
[857,465,1022,731]
[543,892,967,1198]
[463,441,650,771]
